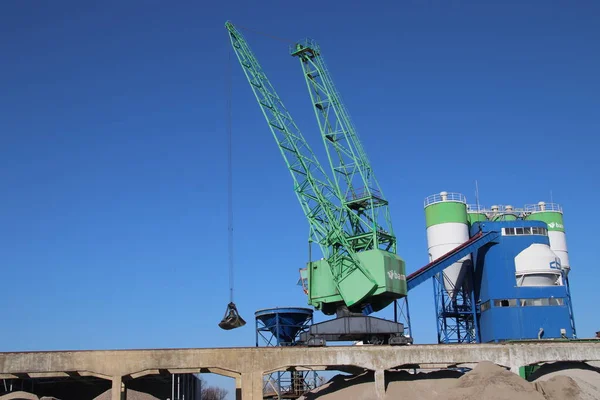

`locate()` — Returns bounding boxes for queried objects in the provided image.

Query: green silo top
[424,192,468,228]
[524,202,565,232]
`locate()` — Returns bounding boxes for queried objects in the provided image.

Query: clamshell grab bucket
[219,302,246,330]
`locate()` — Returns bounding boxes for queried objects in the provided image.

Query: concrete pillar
[111,376,125,400]
[374,369,385,399]
[241,371,263,400]
[235,376,242,400]
[510,364,522,375]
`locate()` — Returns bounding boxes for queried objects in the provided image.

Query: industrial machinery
[225,21,410,346]
[422,192,577,343]
[219,53,246,330]
[219,302,246,330]
[255,308,319,398]
[223,20,578,347]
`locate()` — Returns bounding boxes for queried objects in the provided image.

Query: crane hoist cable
[219,45,246,330]
[219,25,291,331]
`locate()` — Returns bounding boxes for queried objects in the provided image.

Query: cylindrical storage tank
[514,243,563,287]
[467,206,488,226]
[468,212,488,225]
[492,213,518,221]
[490,205,518,221]
[424,191,470,299]
[525,202,570,275]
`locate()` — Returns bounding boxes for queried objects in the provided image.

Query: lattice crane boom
[291,40,396,256]
[225,22,386,312]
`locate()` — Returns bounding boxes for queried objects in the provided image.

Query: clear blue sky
[1,0,599,395]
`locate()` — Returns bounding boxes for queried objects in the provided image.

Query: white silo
[424,191,471,299]
[514,243,563,287]
[525,202,570,276]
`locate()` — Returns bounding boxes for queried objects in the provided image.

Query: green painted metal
[492,213,518,221]
[518,364,540,379]
[225,22,405,313]
[467,212,488,225]
[290,39,396,255]
[525,211,565,232]
[307,250,407,314]
[425,201,468,228]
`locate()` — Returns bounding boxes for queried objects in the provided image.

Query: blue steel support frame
[563,273,578,338]
[433,272,479,344]
[255,312,318,399]
[404,230,499,343]
[394,298,412,338]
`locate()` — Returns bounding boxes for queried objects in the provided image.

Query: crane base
[298,315,412,346]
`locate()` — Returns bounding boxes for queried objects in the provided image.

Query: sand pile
[385,369,461,400]
[93,388,159,400]
[534,375,581,399]
[0,391,39,400]
[300,370,375,400]
[443,361,545,400]
[529,361,600,400]
[300,360,600,400]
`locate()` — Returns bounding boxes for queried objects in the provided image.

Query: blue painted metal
[433,272,479,344]
[422,218,577,344]
[402,229,499,343]
[255,307,313,345]
[255,308,318,399]
[470,280,480,343]
[394,297,412,338]
[470,221,577,343]
[563,274,578,338]
[407,230,500,291]
[403,228,499,343]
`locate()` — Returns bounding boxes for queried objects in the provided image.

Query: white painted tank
[514,243,563,286]
[524,202,570,276]
[424,191,471,299]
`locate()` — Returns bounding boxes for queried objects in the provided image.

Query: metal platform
[298,315,412,346]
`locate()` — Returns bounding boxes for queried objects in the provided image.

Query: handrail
[524,203,563,213]
[424,192,466,207]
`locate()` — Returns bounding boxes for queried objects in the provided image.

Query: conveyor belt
[407,230,500,291]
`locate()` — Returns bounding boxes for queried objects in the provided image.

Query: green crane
[290,40,395,255]
[225,22,407,322]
